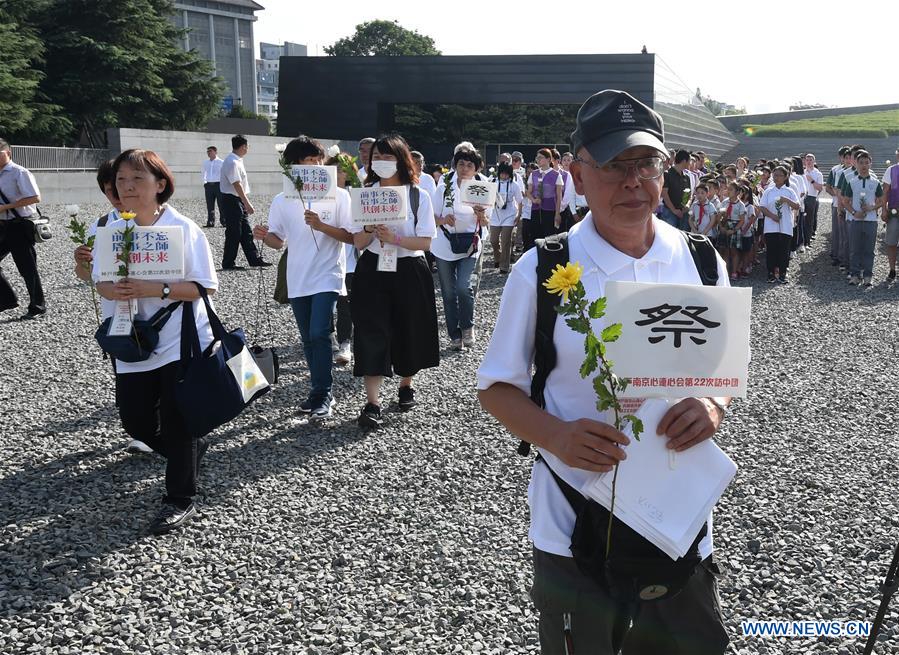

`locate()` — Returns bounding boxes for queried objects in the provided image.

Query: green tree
[325,20,441,56]
[34,0,223,144]
[0,4,70,142]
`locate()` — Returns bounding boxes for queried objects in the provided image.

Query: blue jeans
[289,292,339,398]
[660,205,686,230]
[435,256,477,340]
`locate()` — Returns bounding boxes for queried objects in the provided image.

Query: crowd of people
[2,88,898,651]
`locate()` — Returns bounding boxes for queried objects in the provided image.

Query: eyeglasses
[575,155,665,182]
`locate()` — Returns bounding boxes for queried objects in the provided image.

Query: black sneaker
[398,386,417,412]
[299,397,314,414]
[357,403,383,429]
[149,502,197,535]
[767,276,776,283]
[21,309,46,320]
[889,270,896,281]
[779,276,788,284]
[250,260,273,268]
[310,394,335,419]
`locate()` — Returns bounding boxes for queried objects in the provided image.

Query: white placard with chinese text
[602,281,751,398]
[108,299,139,336]
[94,226,185,281]
[284,165,337,203]
[460,179,498,207]
[350,186,409,226]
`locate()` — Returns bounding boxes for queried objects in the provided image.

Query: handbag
[174,283,270,438]
[94,302,184,362]
[440,225,479,255]
[0,188,51,242]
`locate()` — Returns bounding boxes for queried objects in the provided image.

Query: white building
[256,42,307,128]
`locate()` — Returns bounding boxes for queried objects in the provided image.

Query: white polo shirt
[267,187,353,297]
[759,185,800,235]
[220,152,249,197]
[842,173,883,222]
[0,160,40,219]
[477,215,729,560]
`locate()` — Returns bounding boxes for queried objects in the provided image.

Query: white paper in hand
[581,398,737,559]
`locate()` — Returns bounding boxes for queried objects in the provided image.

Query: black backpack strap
[97,212,111,228]
[519,232,569,456]
[682,232,719,286]
[410,185,420,228]
[536,454,586,511]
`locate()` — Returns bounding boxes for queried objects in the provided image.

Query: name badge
[377,244,398,272]
[108,300,139,336]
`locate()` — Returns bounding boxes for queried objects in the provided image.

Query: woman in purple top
[526,148,564,242]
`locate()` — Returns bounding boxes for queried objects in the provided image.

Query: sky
[253,0,899,115]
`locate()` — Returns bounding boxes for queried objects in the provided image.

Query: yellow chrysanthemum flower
[120,211,136,221]
[543,261,583,301]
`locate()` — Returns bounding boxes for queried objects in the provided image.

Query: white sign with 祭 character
[460,179,497,207]
[602,281,751,398]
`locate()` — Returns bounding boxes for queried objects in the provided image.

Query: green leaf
[588,297,607,319]
[601,323,623,343]
[618,377,630,392]
[596,398,615,413]
[565,315,590,334]
[579,354,597,379]
[593,377,614,404]
[623,415,644,441]
[86,236,95,249]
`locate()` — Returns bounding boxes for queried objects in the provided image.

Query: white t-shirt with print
[349,183,436,259]
[759,185,799,235]
[476,216,730,560]
[267,187,352,297]
[92,205,219,374]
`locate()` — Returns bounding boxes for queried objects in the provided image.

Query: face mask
[371,160,398,179]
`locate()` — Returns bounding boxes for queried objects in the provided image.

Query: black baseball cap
[570,90,666,165]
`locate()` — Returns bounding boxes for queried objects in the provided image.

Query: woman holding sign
[433,148,491,350]
[94,149,218,535]
[351,134,439,429]
[252,137,354,419]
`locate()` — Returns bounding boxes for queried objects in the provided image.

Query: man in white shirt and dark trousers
[478,90,730,655]
[202,145,224,227]
[0,139,46,318]
[802,153,823,245]
[220,135,269,270]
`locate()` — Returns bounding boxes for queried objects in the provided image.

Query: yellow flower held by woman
[543,261,583,301]
[120,211,136,221]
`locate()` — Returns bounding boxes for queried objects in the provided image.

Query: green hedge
[741,109,899,138]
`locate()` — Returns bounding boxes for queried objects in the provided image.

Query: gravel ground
[1,195,898,655]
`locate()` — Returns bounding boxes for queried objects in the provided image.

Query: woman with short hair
[94,149,218,534]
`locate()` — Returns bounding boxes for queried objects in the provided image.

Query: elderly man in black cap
[477,90,731,654]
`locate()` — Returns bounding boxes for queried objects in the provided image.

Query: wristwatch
[160,283,171,300]
[707,396,729,417]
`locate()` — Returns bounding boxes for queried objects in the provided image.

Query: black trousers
[220,193,261,267]
[765,232,791,277]
[0,218,45,313]
[115,361,203,508]
[336,272,353,344]
[204,182,224,226]
[803,196,819,243]
[521,219,535,251]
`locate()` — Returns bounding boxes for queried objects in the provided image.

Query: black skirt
[351,250,440,378]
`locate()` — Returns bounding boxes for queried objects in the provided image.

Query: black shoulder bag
[523,231,719,604]
[0,187,51,242]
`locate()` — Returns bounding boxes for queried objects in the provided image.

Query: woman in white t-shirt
[488,162,523,274]
[94,149,218,535]
[759,165,801,283]
[350,134,439,429]
[253,137,354,419]
[433,147,491,350]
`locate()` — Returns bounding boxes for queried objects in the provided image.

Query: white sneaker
[462,328,475,347]
[125,439,153,454]
[335,340,352,365]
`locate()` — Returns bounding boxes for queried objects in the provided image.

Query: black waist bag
[526,231,720,603]
[539,456,706,602]
[440,225,479,254]
[95,302,183,363]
